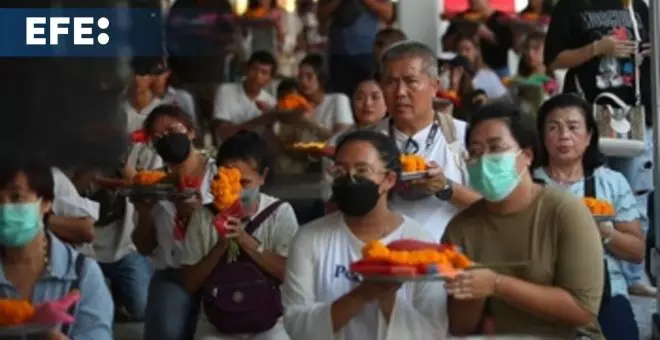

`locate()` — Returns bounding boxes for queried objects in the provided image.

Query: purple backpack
[202,200,285,334]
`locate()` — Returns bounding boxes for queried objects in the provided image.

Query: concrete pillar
[397,0,443,55]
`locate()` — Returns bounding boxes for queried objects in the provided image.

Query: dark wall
[0,0,155,169]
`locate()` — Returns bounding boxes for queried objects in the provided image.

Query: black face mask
[332,175,381,217]
[154,133,191,165]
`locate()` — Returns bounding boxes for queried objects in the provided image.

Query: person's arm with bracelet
[549,36,635,70]
[600,220,645,263]
[600,174,646,263]
[545,0,635,70]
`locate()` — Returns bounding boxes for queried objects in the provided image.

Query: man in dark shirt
[442,0,513,77]
[166,0,240,138]
[317,0,394,97]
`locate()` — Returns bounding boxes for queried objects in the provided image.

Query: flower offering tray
[399,171,430,182]
[593,214,615,223]
[118,184,197,200]
[360,272,455,282]
[288,143,334,159]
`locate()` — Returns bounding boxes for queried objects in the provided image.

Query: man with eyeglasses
[373,40,481,240]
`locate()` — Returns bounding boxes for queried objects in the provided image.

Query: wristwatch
[601,221,615,245]
[255,243,265,254]
[435,180,454,201]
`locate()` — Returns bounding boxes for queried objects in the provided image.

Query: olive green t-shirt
[443,187,604,339]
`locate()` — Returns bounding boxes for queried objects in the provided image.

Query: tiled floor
[115,296,658,340]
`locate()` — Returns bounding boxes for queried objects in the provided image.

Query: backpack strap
[245,201,285,235]
[436,113,456,145]
[60,254,87,336]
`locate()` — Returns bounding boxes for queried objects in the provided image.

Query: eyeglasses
[149,123,189,145]
[326,164,386,179]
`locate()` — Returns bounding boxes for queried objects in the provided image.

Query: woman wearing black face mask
[281,130,450,340]
[133,104,218,340]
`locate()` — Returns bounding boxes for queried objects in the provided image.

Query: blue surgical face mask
[240,188,260,207]
[467,151,522,202]
[0,201,43,247]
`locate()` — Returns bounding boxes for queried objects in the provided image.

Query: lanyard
[388,116,440,155]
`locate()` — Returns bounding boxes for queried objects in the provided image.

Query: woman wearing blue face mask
[533,94,644,339]
[442,103,606,338]
[0,164,113,340]
[179,131,299,339]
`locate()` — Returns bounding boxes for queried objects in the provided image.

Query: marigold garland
[400,154,427,172]
[463,11,487,21]
[211,167,242,211]
[520,12,540,21]
[0,299,35,327]
[278,93,313,112]
[244,7,268,18]
[363,241,472,269]
[582,197,615,216]
[132,170,168,186]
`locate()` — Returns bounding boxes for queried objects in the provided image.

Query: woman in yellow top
[442,103,605,338]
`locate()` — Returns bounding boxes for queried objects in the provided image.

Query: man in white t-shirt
[150,58,197,122]
[213,51,283,143]
[375,40,480,240]
[50,167,99,244]
[125,58,164,133]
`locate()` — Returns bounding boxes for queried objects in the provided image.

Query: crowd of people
[0,0,656,339]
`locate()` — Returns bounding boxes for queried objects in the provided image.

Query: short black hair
[215,131,272,175]
[375,28,407,43]
[300,53,328,89]
[143,104,198,137]
[131,56,164,75]
[467,102,539,168]
[277,77,299,99]
[0,164,54,202]
[247,50,278,75]
[536,93,604,173]
[335,130,402,177]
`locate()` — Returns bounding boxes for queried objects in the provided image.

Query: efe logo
[25,17,110,45]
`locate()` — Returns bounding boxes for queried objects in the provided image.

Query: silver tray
[118,184,197,199]
[594,215,615,223]
[400,171,430,181]
[360,273,452,282]
[0,324,53,337]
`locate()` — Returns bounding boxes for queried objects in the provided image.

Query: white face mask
[439,71,451,90]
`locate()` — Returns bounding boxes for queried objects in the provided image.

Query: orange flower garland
[520,12,540,21]
[400,154,427,172]
[0,299,35,327]
[363,241,472,269]
[211,167,242,211]
[244,7,268,18]
[582,197,615,216]
[463,11,487,21]
[132,170,168,186]
[278,93,313,112]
